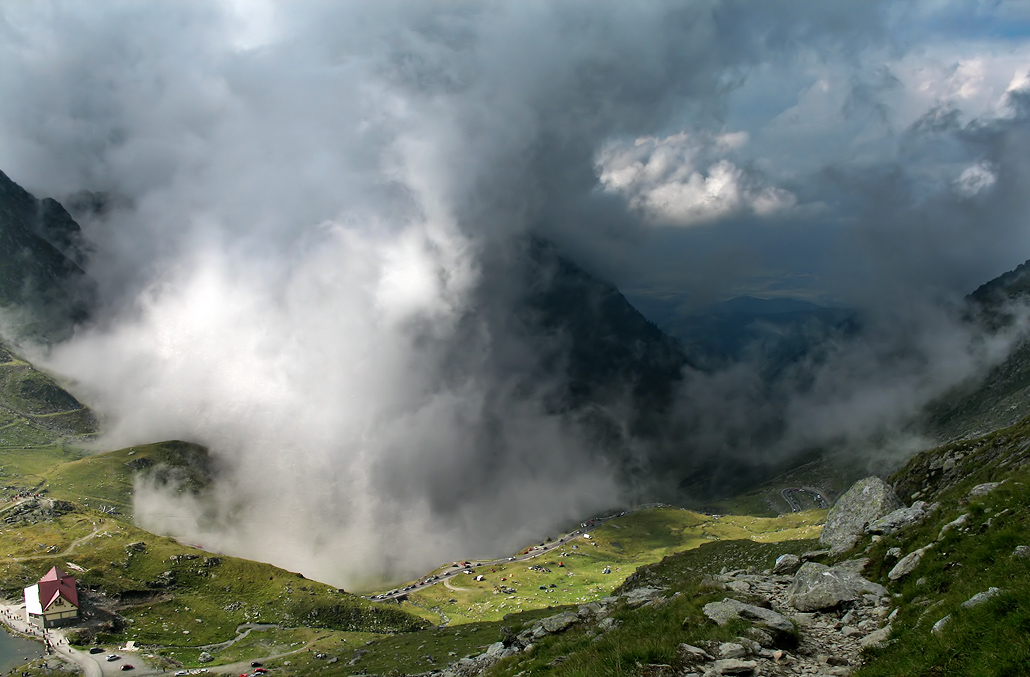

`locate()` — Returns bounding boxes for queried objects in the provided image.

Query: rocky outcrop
[785,562,887,612]
[820,477,904,553]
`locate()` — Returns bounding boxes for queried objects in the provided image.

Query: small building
[24,566,79,628]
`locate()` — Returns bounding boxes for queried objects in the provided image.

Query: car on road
[174,671,189,676]
[251,662,263,668]
[119,665,134,671]
[89,647,104,654]
[254,669,268,674]
[106,655,120,662]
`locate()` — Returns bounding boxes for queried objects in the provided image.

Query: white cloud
[596,132,796,226]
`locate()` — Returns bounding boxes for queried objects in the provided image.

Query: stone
[678,643,714,661]
[938,513,969,540]
[772,554,802,575]
[736,637,762,655]
[786,562,888,612]
[885,547,902,560]
[860,625,892,648]
[866,501,936,535]
[577,603,601,619]
[841,626,863,637]
[597,617,619,632]
[961,587,1001,608]
[834,558,870,574]
[699,577,728,592]
[718,642,747,659]
[703,598,795,636]
[198,652,213,663]
[820,477,904,553]
[888,544,933,581]
[966,482,1001,499]
[539,611,577,634]
[726,580,751,592]
[931,615,950,635]
[712,658,757,675]
[620,587,666,608]
[743,627,776,648]
[1013,545,1030,558]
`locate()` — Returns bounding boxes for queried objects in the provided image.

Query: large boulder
[820,477,903,553]
[785,562,887,612]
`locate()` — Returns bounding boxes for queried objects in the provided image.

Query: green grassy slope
[383,507,822,626]
[0,501,427,659]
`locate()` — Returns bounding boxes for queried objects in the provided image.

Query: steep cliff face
[0,170,94,341]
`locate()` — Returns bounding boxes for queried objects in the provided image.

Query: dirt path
[443,577,472,592]
[0,525,104,564]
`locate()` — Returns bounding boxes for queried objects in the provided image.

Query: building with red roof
[24,566,79,628]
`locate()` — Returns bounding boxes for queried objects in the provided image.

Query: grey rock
[197,652,213,663]
[620,586,666,608]
[931,615,950,635]
[726,580,751,592]
[678,643,714,661]
[597,617,619,632]
[966,482,1002,499]
[860,625,892,648]
[736,637,762,655]
[888,544,933,581]
[712,658,757,675]
[834,558,870,574]
[885,547,902,560]
[772,554,802,575]
[577,602,603,618]
[1013,545,1030,558]
[743,627,776,648]
[841,625,863,637]
[704,598,794,635]
[718,642,747,659]
[786,562,888,612]
[938,513,969,540]
[538,611,577,634]
[820,477,904,553]
[961,587,1001,608]
[866,501,936,535]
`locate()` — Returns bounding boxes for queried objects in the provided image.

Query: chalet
[24,566,79,628]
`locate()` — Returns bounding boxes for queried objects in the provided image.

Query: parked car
[251,662,263,668]
[120,665,134,671]
[88,647,104,654]
[106,655,120,662]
